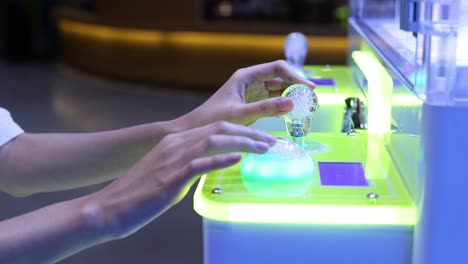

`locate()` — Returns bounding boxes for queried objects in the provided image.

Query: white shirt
[0,107,24,147]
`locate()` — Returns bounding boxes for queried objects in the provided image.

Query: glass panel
[349,0,468,105]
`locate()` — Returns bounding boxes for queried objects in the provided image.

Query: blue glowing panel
[318,162,368,186]
[309,78,335,86]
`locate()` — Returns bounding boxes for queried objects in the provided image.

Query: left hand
[179,60,316,128]
[91,121,276,238]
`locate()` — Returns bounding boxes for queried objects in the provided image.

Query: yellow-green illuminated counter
[194,132,416,264]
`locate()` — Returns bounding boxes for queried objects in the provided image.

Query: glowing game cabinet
[194,0,468,263]
[195,132,415,263]
[194,61,416,263]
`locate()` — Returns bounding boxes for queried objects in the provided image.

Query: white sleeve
[0,107,24,147]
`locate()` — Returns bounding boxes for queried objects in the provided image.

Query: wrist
[168,112,197,133]
[171,103,220,131]
[80,193,123,241]
[81,174,174,241]
[141,118,189,147]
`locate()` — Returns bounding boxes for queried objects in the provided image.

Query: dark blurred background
[1,0,348,88]
[1,0,59,60]
[0,1,348,263]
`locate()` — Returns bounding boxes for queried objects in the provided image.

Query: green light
[193,132,417,225]
[240,138,315,196]
[241,154,314,196]
[352,51,393,136]
[194,175,416,225]
[242,158,312,182]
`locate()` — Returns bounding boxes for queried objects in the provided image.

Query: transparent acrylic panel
[349,0,468,105]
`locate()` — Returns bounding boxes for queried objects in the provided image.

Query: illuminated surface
[319,162,368,186]
[241,137,314,196]
[194,132,416,225]
[309,78,335,86]
[352,51,393,136]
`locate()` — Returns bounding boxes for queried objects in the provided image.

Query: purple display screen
[318,162,368,187]
[308,78,335,86]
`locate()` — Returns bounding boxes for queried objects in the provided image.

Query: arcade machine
[194,0,468,263]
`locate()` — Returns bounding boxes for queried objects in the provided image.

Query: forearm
[0,121,277,263]
[0,118,187,197]
[0,195,112,264]
[0,169,175,264]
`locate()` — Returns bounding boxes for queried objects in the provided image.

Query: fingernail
[278,97,293,112]
[265,135,277,145]
[226,153,242,163]
[254,142,269,152]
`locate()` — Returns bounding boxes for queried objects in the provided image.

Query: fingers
[239,97,293,120]
[187,153,242,176]
[240,60,316,89]
[179,121,276,146]
[202,134,271,155]
[264,79,290,91]
[269,90,283,98]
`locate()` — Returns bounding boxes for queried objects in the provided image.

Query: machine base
[203,218,413,264]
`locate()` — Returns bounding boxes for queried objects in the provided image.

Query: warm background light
[57,18,348,89]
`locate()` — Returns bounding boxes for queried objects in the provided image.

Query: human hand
[178,60,316,128]
[89,121,276,238]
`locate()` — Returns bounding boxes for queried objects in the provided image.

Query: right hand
[89,121,276,238]
[177,60,316,129]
